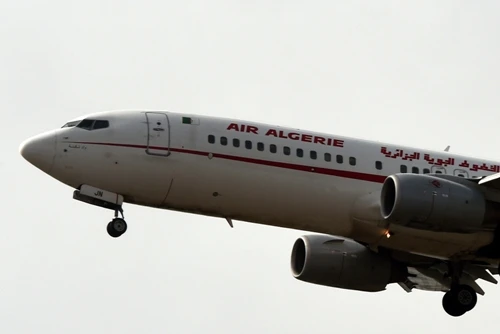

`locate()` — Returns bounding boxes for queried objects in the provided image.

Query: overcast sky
[2,1,500,333]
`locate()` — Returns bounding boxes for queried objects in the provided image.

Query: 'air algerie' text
[227,123,344,148]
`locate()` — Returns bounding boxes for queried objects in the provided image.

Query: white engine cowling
[291,235,407,292]
[380,174,490,232]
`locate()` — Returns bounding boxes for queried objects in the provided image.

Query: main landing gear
[441,263,478,317]
[442,284,477,317]
[107,208,128,238]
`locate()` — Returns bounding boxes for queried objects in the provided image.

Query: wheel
[442,291,466,317]
[107,218,127,238]
[453,284,477,312]
[442,284,477,316]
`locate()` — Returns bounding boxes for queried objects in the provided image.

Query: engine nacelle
[381,174,486,232]
[291,235,406,292]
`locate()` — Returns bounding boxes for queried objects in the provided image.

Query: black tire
[107,218,127,238]
[453,284,477,312]
[442,291,466,317]
[111,218,127,234]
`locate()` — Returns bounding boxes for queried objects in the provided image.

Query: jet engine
[290,235,407,292]
[380,174,491,232]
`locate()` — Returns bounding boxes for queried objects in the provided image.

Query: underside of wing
[399,263,498,295]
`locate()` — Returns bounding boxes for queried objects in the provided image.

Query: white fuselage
[22,110,500,262]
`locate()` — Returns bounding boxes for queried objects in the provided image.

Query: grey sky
[2,1,500,332]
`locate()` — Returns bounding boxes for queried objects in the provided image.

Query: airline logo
[227,123,344,148]
[431,180,442,188]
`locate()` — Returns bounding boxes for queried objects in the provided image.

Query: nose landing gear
[72,185,129,238]
[107,208,128,238]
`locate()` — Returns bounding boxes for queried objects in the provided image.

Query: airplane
[19,110,500,317]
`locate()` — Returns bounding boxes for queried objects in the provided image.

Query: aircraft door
[145,112,171,156]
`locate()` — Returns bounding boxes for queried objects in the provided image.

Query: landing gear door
[145,112,170,156]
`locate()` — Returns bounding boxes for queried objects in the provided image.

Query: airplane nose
[19,130,57,173]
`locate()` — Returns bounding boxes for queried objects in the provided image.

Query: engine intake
[381,174,487,232]
[291,235,406,292]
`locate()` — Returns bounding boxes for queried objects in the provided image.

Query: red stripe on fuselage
[65,141,387,184]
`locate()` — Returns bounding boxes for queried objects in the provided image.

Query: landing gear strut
[442,262,478,317]
[107,208,127,238]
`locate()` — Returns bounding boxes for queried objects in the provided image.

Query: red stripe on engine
[66,141,387,184]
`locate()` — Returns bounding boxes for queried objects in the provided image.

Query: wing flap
[400,264,497,295]
[464,264,498,285]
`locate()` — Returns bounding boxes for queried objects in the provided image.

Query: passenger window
[208,135,215,144]
[436,170,443,174]
[423,168,430,174]
[337,155,343,164]
[233,138,240,147]
[257,142,264,151]
[401,165,408,173]
[77,119,94,130]
[376,161,382,170]
[284,146,291,155]
[93,120,109,129]
[245,140,252,149]
[324,153,331,162]
[458,174,465,178]
[297,148,304,158]
[221,137,228,146]
[412,167,419,174]
[310,151,317,160]
[270,144,277,153]
[349,157,356,166]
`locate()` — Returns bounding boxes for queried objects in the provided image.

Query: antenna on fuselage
[444,145,450,152]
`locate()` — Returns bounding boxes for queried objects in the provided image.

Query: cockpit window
[61,120,80,128]
[77,119,95,130]
[75,119,110,131]
[93,120,109,130]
